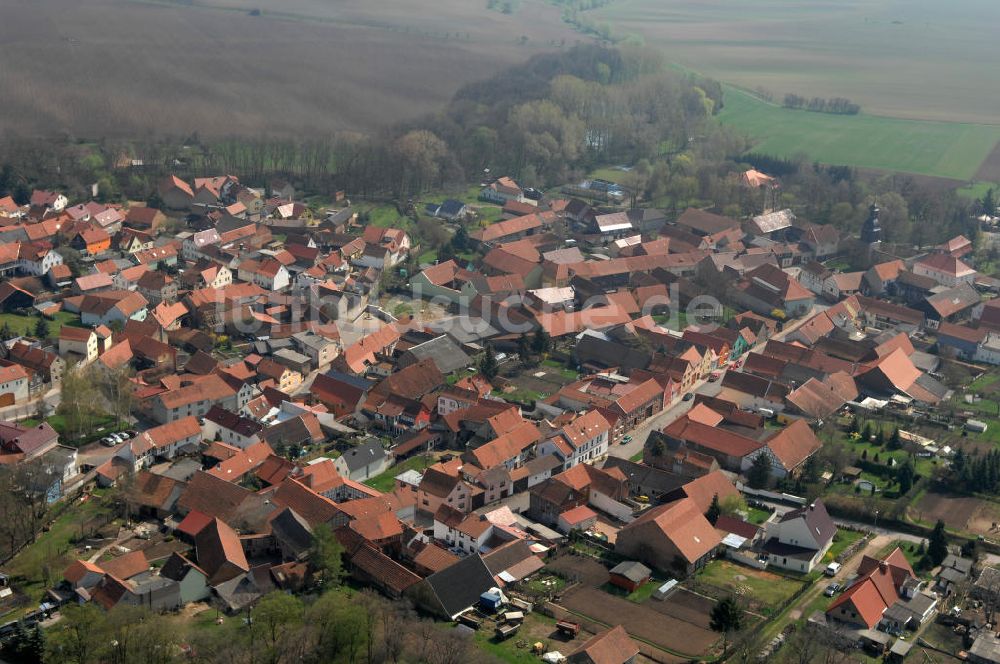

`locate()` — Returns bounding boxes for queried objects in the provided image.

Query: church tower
[860,201,882,248]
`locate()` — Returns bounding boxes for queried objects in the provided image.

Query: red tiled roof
[176,510,214,538]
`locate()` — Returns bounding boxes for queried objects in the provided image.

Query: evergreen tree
[861,449,868,461]
[983,188,997,217]
[33,316,49,340]
[479,343,499,380]
[517,333,531,364]
[747,453,771,489]
[709,596,743,656]
[801,455,820,483]
[897,460,915,495]
[874,427,885,447]
[927,520,949,567]
[847,416,860,434]
[862,421,873,441]
[531,329,551,355]
[705,493,721,525]
[888,427,902,450]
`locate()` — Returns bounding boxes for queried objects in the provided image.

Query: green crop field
[716,86,1000,180]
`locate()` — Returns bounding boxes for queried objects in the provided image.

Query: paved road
[607,387,699,461]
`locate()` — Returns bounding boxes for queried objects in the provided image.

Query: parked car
[100,437,117,447]
[621,435,632,445]
[682,393,694,401]
[823,582,842,597]
[708,372,721,382]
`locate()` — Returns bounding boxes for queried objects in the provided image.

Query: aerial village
[2,170,1000,663]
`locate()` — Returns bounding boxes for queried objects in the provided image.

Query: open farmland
[0,0,574,138]
[592,0,1000,125]
[588,0,1000,182]
[716,86,1000,181]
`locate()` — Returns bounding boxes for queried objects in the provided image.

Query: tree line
[40,586,513,664]
[782,94,861,115]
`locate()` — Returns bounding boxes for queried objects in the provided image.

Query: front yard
[822,529,867,563]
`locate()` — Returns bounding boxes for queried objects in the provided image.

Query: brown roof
[140,416,201,450]
[195,517,250,584]
[786,374,858,418]
[349,512,404,542]
[178,471,253,522]
[662,416,763,459]
[132,470,183,512]
[620,497,722,565]
[411,541,461,574]
[466,420,540,470]
[765,419,823,471]
[63,559,104,585]
[271,478,343,527]
[101,550,148,580]
[59,326,95,342]
[472,211,553,243]
[349,543,421,594]
[371,358,444,400]
[157,373,235,409]
[675,207,740,235]
[567,624,641,664]
[675,470,740,513]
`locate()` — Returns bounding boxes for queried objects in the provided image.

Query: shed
[480,591,504,612]
[888,639,912,662]
[608,561,652,593]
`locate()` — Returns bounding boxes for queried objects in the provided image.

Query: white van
[824,562,841,577]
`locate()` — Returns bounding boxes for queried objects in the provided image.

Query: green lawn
[745,506,773,525]
[358,203,414,231]
[47,412,128,447]
[718,86,1000,180]
[822,529,866,564]
[958,181,1000,200]
[472,613,558,664]
[696,560,804,608]
[653,312,687,330]
[0,311,82,338]
[363,454,433,493]
[418,249,438,265]
[4,494,114,617]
